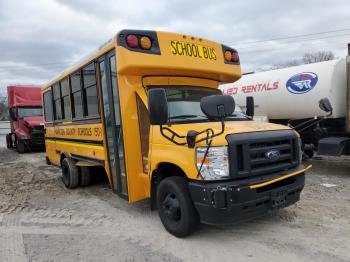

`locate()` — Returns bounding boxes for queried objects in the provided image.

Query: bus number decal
[170,41,217,60]
[94,127,102,137]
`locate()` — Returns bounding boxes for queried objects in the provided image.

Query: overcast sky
[1,0,350,94]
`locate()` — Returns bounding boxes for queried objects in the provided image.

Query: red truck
[6,85,45,153]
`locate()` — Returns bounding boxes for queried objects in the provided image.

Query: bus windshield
[150,86,248,123]
[18,107,43,117]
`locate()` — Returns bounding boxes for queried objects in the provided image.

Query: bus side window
[43,90,53,121]
[53,83,62,120]
[82,63,99,117]
[136,95,150,173]
[60,77,71,120]
[70,71,83,118]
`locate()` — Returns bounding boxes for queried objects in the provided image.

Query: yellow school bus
[42,29,310,237]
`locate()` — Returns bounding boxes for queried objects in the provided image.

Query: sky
[1,0,350,95]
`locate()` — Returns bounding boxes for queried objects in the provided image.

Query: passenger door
[98,51,128,199]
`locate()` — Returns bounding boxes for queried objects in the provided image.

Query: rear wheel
[16,140,26,153]
[80,167,91,186]
[61,158,79,189]
[157,176,199,237]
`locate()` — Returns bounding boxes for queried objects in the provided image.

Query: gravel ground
[0,134,349,262]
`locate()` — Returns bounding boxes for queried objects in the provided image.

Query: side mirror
[200,95,235,120]
[246,96,254,118]
[319,98,333,113]
[148,88,168,125]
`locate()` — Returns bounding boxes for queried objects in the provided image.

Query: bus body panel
[116,74,150,202]
[45,122,105,165]
[41,30,307,233]
[116,32,241,83]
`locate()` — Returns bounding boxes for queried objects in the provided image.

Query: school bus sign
[170,40,217,60]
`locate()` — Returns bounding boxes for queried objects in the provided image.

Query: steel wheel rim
[161,193,181,222]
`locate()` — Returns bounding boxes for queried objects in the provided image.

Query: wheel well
[150,162,187,210]
[60,152,70,167]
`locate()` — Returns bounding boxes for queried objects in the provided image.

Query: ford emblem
[286,72,318,94]
[265,149,281,160]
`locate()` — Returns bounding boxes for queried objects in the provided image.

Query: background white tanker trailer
[221,54,350,157]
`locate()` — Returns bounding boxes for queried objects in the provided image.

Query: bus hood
[22,116,45,128]
[153,120,293,146]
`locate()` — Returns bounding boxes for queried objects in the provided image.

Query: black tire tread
[62,158,79,189]
[16,140,26,153]
[157,176,199,237]
[6,134,10,149]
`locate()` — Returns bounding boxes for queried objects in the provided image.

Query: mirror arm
[326,110,333,117]
[159,114,226,147]
[195,119,225,145]
[160,125,188,145]
[291,110,333,131]
[289,117,318,130]
[297,113,332,133]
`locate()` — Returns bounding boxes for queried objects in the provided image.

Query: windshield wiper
[169,114,206,120]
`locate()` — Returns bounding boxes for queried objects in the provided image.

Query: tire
[80,167,91,186]
[16,140,26,153]
[6,134,10,149]
[61,158,79,189]
[157,176,199,238]
[9,135,13,149]
[46,156,51,165]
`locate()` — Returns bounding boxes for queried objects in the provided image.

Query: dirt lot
[0,135,349,262]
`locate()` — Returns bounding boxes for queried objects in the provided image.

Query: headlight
[196,146,229,180]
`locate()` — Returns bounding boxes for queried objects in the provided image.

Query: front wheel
[6,134,11,149]
[16,140,26,153]
[157,176,199,237]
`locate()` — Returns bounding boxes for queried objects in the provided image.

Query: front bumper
[189,165,309,225]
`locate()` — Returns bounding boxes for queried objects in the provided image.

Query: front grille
[226,130,299,179]
[30,125,45,144]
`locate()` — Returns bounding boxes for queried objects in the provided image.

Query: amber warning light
[126,34,152,50]
[118,30,160,55]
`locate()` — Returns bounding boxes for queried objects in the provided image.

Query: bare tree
[302,51,335,64]
[270,59,301,70]
[268,50,335,71]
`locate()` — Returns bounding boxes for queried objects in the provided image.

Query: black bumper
[189,170,305,225]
